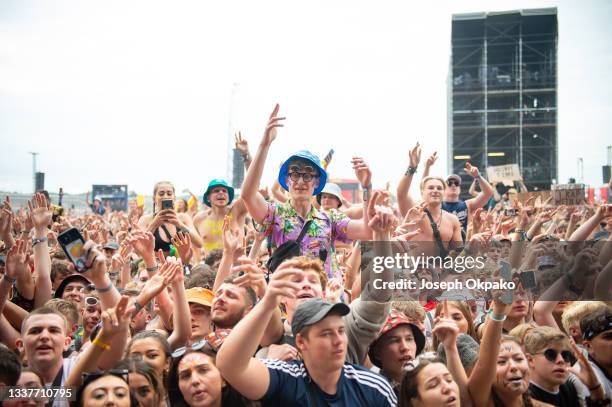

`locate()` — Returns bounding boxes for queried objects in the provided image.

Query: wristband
[32,236,48,247]
[145,264,159,273]
[95,281,113,293]
[2,274,16,284]
[488,309,507,322]
[92,337,111,351]
[405,166,417,176]
[588,382,602,392]
[362,184,372,202]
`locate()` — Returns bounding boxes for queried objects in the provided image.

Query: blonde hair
[44,299,79,328]
[420,176,447,191]
[508,322,538,346]
[392,300,426,323]
[523,326,569,355]
[561,301,609,333]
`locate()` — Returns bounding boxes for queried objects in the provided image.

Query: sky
[1,0,611,197]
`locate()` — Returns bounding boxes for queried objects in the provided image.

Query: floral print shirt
[263,200,352,278]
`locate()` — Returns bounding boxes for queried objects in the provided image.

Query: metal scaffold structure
[448,8,558,193]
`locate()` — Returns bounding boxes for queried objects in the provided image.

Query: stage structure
[448,8,558,194]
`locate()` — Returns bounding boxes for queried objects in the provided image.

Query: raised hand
[351,157,372,187]
[426,151,438,167]
[408,143,422,168]
[234,131,249,156]
[325,278,344,303]
[232,256,267,299]
[261,259,304,308]
[221,216,241,254]
[266,343,299,362]
[127,230,155,260]
[464,162,480,178]
[98,296,131,341]
[28,193,52,231]
[567,338,604,394]
[171,231,193,264]
[0,206,14,239]
[133,257,179,308]
[433,301,460,348]
[4,239,29,280]
[262,104,285,146]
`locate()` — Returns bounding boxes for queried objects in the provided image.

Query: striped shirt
[261,359,397,406]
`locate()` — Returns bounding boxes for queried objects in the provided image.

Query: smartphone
[504,208,519,217]
[161,199,173,210]
[58,228,88,273]
[499,260,513,304]
[519,270,537,290]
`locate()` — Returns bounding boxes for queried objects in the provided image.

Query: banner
[551,184,585,206]
[486,164,521,186]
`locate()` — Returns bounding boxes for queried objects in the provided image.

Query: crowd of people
[0,104,611,406]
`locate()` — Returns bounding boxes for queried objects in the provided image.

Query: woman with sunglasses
[115,357,165,407]
[240,104,375,278]
[167,330,256,407]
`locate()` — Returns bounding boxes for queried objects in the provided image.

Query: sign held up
[486,164,521,186]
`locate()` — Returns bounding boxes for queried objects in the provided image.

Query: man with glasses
[240,104,374,278]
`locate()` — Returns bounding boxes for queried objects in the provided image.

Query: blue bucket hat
[279,150,327,196]
[203,179,235,207]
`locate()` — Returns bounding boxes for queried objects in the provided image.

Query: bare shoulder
[194,209,211,222]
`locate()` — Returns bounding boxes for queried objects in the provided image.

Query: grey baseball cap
[291,298,350,336]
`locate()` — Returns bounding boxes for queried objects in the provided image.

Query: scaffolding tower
[448,8,558,193]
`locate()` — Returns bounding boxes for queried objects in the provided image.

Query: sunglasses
[85,296,99,307]
[288,172,316,182]
[447,180,460,187]
[536,348,573,363]
[172,339,219,358]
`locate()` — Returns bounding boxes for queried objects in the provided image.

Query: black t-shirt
[529,381,579,407]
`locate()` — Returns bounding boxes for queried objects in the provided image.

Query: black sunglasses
[537,348,573,363]
[447,180,460,187]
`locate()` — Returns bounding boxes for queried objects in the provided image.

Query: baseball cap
[103,242,119,251]
[279,150,328,195]
[291,298,350,336]
[446,174,461,185]
[54,274,92,299]
[186,287,214,307]
[368,309,426,368]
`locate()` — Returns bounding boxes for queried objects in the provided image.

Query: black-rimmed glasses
[288,172,316,182]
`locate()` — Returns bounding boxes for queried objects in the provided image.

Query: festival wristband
[91,337,111,351]
[488,309,507,322]
[95,281,113,293]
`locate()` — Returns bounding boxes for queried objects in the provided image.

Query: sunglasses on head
[537,348,573,363]
[85,296,99,307]
[172,339,219,358]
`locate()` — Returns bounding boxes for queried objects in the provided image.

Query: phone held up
[161,199,174,210]
[58,228,88,273]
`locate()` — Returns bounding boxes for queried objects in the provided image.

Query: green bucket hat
[203,179,234,207]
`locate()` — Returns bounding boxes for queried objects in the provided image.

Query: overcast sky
[1,0,611,197]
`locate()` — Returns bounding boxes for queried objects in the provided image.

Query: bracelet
[133,299,144,313]
[362,184,372,202]
[91,337,111,351]
[2,274,16,284]
[95,281,113,293]
[488,309,507,322]
[405,166,417,176]
[145,264,159,273]
[588,382,602,392]
[32,236,48,247]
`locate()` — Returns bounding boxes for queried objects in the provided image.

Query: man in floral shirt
[240,104,374,278]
